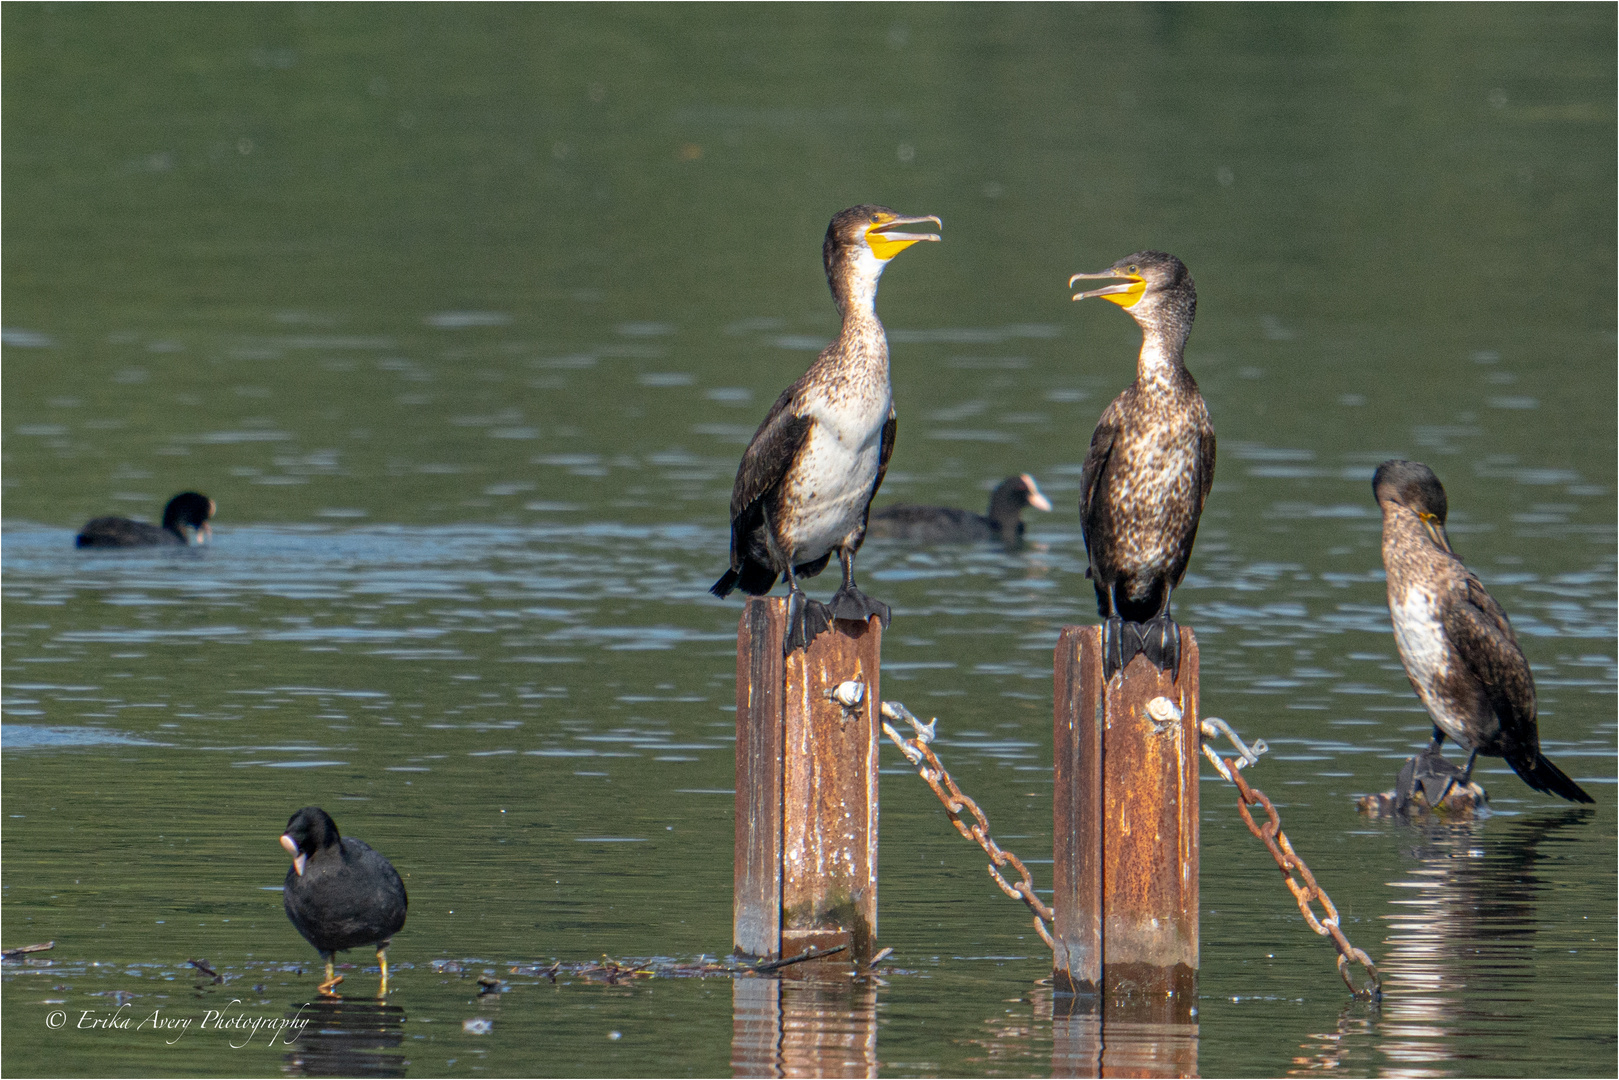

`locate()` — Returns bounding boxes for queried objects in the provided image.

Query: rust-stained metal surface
[732,975,878,1078]
[734,598,785,960]
[1053,626,1199,1003]
[734,598,880,965]
[782,613,881,964]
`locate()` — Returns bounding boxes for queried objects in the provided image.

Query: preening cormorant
[1374,459,1592,809]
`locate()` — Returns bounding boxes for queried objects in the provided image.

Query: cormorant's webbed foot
[1138,614,1181,678]
[1394,743,1466,811]
[827,585,891,629]
[784,589,832,654]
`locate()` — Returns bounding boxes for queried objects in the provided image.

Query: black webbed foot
[827,586,891,629]
[1138,614,1181,678]
[1394,743,1467,811]
[784,590,832,654]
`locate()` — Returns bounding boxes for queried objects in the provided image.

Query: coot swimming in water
[76,492,214,548]
[1374,460,1592,810]
[711,204,941,652]
[280,806,408,997]
[868,474,1052,548]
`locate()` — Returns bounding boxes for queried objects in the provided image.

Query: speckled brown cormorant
[1374,460,1592,808]
[75,492,214,548]
[868,473,1053,549]
[711,205,941,651]
[281,807,409,997]
[1070,251,1214,678]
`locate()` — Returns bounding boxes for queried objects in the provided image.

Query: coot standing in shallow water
[868,474,1053,549]
[1373,460,1593,810]
[280,807,408,997]
[1070,252,1215,679]
[711,204,941,652]
[76,492,215,548]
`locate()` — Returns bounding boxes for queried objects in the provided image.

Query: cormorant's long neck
[1136,316,1191,390]
[824,249,890,385]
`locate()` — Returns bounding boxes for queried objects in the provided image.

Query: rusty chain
[880,701,1056,950]
[1196,709,1383,1002]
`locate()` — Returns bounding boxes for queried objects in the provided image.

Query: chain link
[1211,739,1383,1002]
[880,702,1056,949]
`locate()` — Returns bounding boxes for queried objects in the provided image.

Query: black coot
[76,492,215,548]
[868,474,1052,548]
[280,806,408,997]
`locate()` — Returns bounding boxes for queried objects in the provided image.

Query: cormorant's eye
[1128,264,1139,274]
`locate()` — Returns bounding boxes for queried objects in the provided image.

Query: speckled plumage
[712,205,939,648]
[1375,460,1591,804]
[1075,252,1215,626]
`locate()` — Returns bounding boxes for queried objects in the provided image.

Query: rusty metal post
[1053,625,1199,1010]
[734,596,881,965]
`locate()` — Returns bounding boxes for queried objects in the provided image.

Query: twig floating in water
[2,941,55,959]
[748,944,848,973]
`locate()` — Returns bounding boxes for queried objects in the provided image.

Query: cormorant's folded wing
[1443,573,1536,729]
[730,387,812,523]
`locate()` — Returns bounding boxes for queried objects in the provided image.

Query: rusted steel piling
[1053,625,1200,1012]
[734,596,881,965]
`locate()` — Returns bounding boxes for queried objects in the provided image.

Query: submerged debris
[1,941,55,960]
[1357,781,1489,818]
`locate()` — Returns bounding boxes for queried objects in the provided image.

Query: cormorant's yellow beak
[866,213,942,262]
[1069,268,1147,308]
[1418,512,1454,554]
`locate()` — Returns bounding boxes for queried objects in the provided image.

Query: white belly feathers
[779,392,889,562]
[1390,585,1467,743]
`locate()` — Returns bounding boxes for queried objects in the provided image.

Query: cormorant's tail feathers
[1513,752,1594,804]
[712,560,780,599]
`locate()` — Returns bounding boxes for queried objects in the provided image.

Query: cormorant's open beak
[1022,474,1054,512]
[281,833,306,877]
[1069,267,1147,308]
[866,214,942,262]
[1419,513,1454,554]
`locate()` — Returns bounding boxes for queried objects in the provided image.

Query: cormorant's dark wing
[1442,573,1536,734]
[1078,405,1119,568]
[728,387,812,543]
[1195,412,1216,514]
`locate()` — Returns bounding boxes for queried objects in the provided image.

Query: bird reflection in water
[732,974,877,1078]
[282,997,407,1078]
[1298,809,1593,1075]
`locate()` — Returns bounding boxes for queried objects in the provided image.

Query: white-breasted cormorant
[281,807,409,997]
[76,491,214,548]
[868,473,1053,549]
[1070,251,1214,679]
[1374,460,1592,808]
[711,205,941,651]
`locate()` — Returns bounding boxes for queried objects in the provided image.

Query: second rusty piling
[1053,625,1200,1010]
[734,596,881,966]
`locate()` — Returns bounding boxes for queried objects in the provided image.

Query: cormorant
[711,205,941,651]
[76,492,214,548]
[280,807,409,997]
[1069,251,1214,679]
[1374,460,1592,808]
[868,473,1053,549]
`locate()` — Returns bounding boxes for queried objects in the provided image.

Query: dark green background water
[4,5,1614,1076]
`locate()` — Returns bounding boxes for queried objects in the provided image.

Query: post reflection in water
[283,997,407,1078]
[1355,810,1594,1076]
[732,973,878,1078]
[1051,991,1198,1079]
